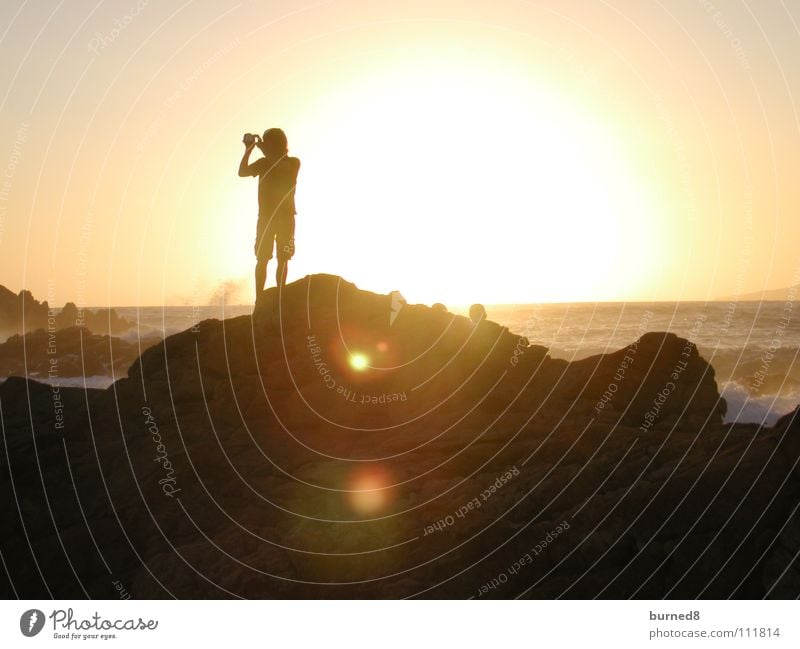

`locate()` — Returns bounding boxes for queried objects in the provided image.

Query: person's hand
[243,133,260,150]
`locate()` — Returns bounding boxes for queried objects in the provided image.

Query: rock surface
[0,325,157,380]
[0,284,134,340]
[0,274,798,598]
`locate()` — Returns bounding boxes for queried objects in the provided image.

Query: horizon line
[77,297,793,309]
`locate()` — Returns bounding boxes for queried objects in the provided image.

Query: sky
[0,0,799,307]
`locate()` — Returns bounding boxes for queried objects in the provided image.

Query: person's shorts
[255,213,295,262]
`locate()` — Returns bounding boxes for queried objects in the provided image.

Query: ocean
[16,301,800,426]
[485,300,799,426]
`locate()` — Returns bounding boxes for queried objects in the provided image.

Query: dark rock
[0,284,135,340]
[0,326,158,380]
[0,274,797,599]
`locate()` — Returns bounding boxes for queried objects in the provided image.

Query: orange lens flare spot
[346,466,392,515]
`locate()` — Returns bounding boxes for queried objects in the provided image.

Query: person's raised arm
[238,135,260,177]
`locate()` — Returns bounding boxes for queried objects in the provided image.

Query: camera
[243,133,260,147]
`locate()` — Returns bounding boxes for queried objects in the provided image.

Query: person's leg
[274,214,295,291]
[254,218,267,299]
[255,259,268,298]
[275,258,288,288]
[254,217,277,299]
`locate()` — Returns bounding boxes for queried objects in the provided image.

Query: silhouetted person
[238,128,300,300]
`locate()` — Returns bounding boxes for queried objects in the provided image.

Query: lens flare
[349,352,369,371]
[346,466,392,515]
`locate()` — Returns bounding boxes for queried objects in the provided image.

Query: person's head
[469,303,487,324]
[258,128,288,157]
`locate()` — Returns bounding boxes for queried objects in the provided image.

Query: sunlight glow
[220,53,665,305]
[349,352,369,371]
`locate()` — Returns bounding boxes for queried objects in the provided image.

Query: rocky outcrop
[0,284,134,340]
[0,274,797,599]
[0,325,158,381]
